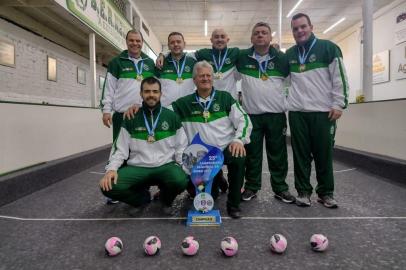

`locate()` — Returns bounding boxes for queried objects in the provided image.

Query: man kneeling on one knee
[99,77,188,214]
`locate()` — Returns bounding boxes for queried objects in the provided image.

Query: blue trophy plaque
[182,134,224,226]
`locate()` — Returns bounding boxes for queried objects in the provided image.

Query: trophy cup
[182,134,224,226]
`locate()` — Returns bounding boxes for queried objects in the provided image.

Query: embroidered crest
[282,127,287,136]
[309,54,316,63]
[184,66,191,72]
[225,58,231,64]
[161,121,169,130]
[144,65,150,71]
[213,103,220,112]
[267,62,275,70]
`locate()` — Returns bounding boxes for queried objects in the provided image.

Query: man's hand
[155,53,165,69]
[99,170,118,192]
[124,105,140,120]
[328,109,342,121]
[229,142,246,158]
[102,113,112,128]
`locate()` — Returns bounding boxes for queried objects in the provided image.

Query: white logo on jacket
[267,62,275,70]
[213,103,220,112]
[225,58,231,64]
[309,54,316,62]
[161,121,169,130]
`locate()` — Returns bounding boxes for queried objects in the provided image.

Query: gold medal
[299,64,306,72]
[136,74,143,81]
[261,73,268,81]
[176,77,183,84]
[202,110,210,121]
[214,72,223,80]
[147,135,156,143]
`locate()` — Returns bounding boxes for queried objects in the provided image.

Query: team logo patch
[309,54,316,63]
[213,103,220,112]
[161,121,169,130]
[267,62,275,70]
[144,65,150,71]
[330,125,335,135]
[184,66,191,72]
[282,127,287,136]
[225,58,231,64]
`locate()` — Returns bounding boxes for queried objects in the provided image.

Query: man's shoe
[274,191,296,204]
[241,189,257,201]
[227,206,242,219]
[295,194,311,207]
[317,195,338,209]
[106,198,119,205]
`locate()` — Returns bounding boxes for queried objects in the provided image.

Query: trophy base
[186,210,222,226]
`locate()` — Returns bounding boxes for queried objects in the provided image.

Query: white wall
[0,103,111,174]
[333,0,406,102]
[0,18,106,107]
[335,99,406,161]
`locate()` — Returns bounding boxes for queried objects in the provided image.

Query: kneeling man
[100,77,188,213]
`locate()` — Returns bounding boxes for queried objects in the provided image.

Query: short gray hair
[193,60,214,78]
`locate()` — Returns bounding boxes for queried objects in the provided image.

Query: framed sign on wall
[0,39,15,68]
[77,67,86,85]
[47,56,57,82]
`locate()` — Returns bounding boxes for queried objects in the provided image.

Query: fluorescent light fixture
[204,20,208,36]
[281,48,286,53]
[272,31,276,37]
[286,0,303,18]
[323,17,346,34]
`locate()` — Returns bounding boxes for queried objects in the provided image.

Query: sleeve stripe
[337,57,349,108]
[234,102,249,140]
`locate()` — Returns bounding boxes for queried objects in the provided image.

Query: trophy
[182,134,224,226]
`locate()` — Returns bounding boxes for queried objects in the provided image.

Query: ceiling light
[286,0,303,18]
[272,31,276,37]
[323,17,346,34]
[204,20,208,37]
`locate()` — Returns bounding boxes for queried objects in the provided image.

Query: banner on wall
[372,50,390,84]
[394,12,406,45]
[392,44,406,80]
[65,0,132,51]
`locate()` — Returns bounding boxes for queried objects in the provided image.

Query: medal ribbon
[297,38,317,64]
[171,55,187,79]
[143,106,162,137]
[254,52,272,76]
[131,57,144,77]
[195,90,216,113]
[212,48,228,73]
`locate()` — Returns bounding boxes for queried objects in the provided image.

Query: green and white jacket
[100,50,156,113]
[105,103,187,171]
[236,46,289,114]
[285,34,349,112]
[194,47,240,99]
[158,53,196,106]
[170,90,252,150]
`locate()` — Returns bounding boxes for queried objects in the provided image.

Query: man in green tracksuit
[238,22,296,204]
[157,32,197,106]
[171,60,252,218]
[286,13,349,208]
[99,77,188,214]
[100,30,156,141]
